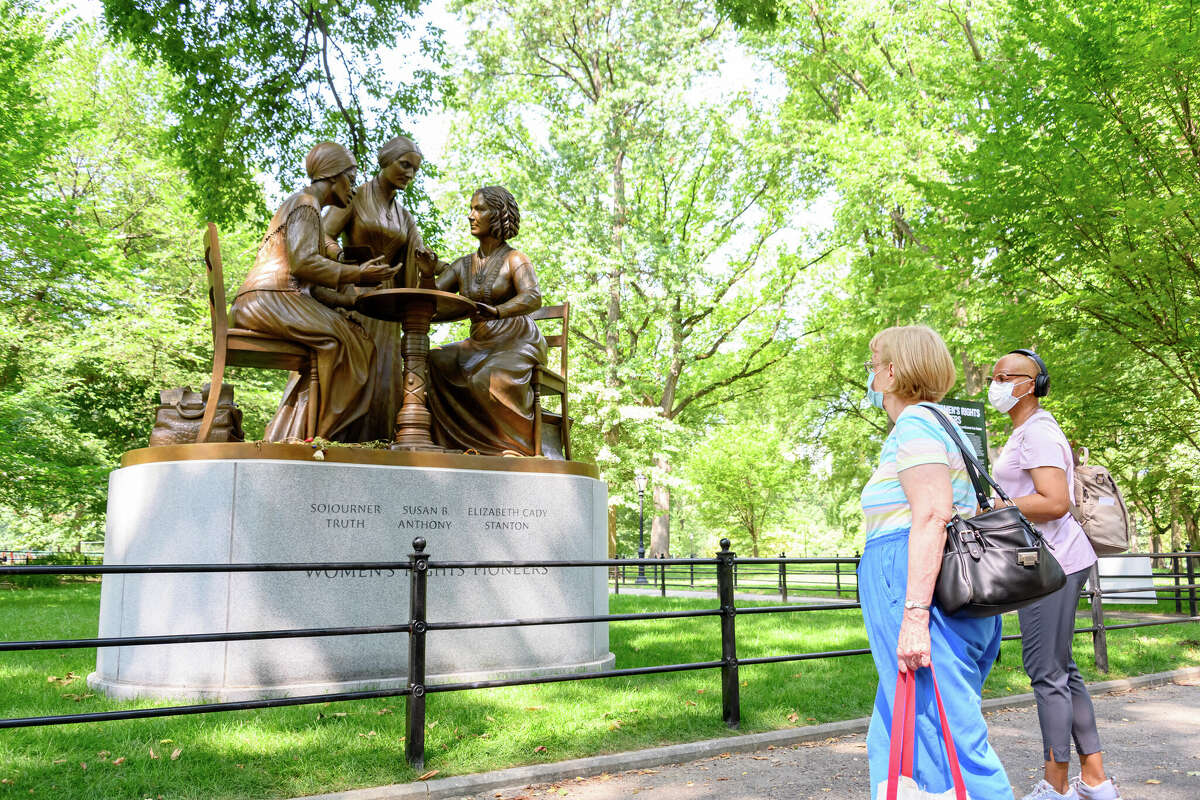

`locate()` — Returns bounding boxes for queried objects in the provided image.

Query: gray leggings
[1018,566,1103,762]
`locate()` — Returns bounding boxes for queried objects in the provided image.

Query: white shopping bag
[876,774,963,800]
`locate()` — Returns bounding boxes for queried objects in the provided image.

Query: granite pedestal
[88,444,612,701]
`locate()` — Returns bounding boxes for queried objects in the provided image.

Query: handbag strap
[886,667,968,800]
[919,403,1015,511]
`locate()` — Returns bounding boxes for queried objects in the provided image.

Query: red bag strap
[930,665,967,800]
[885,666,968,800]
[885,670,912,800]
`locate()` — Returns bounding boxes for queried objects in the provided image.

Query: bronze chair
[530,302,571,459]
[197,223,319,443]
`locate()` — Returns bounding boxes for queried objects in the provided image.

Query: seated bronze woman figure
[229,141,398,441]
[424,186,552,456]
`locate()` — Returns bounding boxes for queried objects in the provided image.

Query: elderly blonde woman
[860,325,1011,799]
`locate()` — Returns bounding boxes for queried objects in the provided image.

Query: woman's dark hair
[475,185,520,241]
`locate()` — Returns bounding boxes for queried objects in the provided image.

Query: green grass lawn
[1,582,1198,799]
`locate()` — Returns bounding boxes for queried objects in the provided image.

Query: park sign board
[934,398,989,473]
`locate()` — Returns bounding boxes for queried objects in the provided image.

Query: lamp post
[635,472,648,584]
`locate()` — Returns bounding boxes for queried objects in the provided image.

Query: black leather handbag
[922,404,1067,617]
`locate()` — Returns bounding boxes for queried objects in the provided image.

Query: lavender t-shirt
[993,409,1097,575]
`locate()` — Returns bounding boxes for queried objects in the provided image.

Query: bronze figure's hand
[414,246,440,278]
[310,285,358,309]
[474,302,500,320]
[357,256,401,285]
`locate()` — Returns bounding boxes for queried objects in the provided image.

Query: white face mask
[988,378,1031,413]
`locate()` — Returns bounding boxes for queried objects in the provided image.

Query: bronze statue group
[231,139,551,457]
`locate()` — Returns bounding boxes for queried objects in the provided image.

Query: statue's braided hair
[476,185,520,242]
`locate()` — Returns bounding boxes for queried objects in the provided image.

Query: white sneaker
[1070,776,1121,800]
[1021,779,1077,800]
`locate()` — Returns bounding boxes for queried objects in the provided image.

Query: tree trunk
[650,453,670,556]
[599,145,626,453]
[647,320,685,558]
[606,146,626,392]
[1135,499,1163,565]
[959,350,987,397]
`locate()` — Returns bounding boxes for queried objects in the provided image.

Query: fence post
[1087,562,1109,673]
[778,552,787,603]
[405,537,430,768]
[690,554,695,588]
[1174,555,1182,614]
[1188,555,1198,618]
[660,554,667,597]
[854,551,861,604]
[733,559,738,588]
[835,557,842,599]
[715,538,740,729]
[613,555,620,595]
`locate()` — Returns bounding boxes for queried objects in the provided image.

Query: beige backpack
[1069,448,1131,555]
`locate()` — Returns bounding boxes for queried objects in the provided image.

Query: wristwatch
[904,600,931,611]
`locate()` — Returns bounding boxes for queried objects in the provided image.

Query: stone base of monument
[87,443,612,702]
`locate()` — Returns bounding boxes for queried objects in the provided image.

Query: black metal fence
[0,550,104,565]
[611,551,861,601]
[1,541,1198,770]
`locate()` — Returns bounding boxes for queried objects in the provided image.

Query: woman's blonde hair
[869,325,958,402]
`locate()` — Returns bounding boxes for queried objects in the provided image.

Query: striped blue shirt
[861,404,977,542]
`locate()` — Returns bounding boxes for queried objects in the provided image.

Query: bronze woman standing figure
[321,135,436,442]
[425,186,550,456]
[230,141,397,441]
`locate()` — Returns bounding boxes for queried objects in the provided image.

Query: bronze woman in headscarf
[230,141,398,441]
[320,135,436,442]
[422,186,550,456]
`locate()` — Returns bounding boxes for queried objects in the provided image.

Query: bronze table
[355,288,477,451]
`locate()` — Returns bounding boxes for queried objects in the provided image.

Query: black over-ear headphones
[1008,348,1050,397]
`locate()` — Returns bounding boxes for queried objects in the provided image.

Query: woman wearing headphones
[989,350,1118,800]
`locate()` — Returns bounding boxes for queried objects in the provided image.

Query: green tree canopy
[443,0,818,554]
[0,17,274,547]
[101,0,449,226]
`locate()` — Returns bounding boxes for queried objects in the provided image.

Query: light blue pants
[860,530,1013,800]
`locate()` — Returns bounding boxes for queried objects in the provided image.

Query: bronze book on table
[339,245,374,265]
[344,238,415,286]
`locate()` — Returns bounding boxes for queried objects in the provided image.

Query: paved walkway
[458,678,1200,800]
